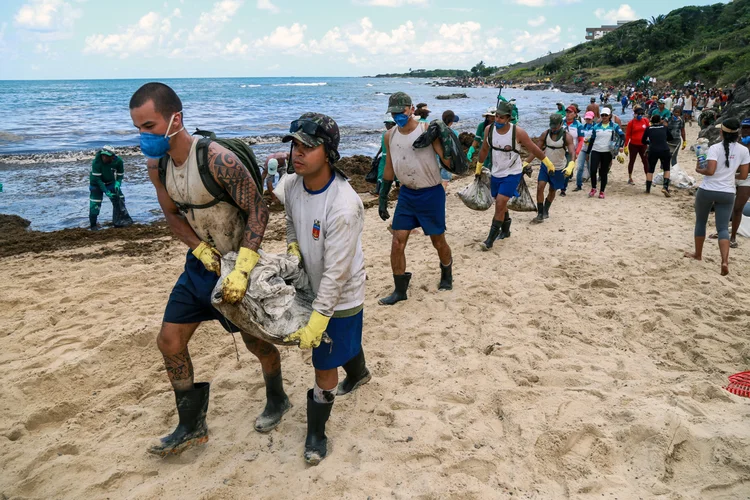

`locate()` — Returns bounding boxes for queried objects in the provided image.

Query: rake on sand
[724,371,750,398]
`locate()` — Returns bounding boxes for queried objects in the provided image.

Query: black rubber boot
[148,382,210,456]
[543,199,552,219]
[531,203,544,224]
[438,260,453,291]
[254,371,291,433]
[378,273,412,305]
[304,389,333,465]
[337,349,372,396]
[498,216,512,240]
[89,215,99,231]
[481,220,502,250]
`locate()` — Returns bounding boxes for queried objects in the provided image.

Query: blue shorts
[490,173,522,198]
[440,167,452,181]
[392,184,446,235]
[163,252,239,332]
[538,167,566,191]
[312,310,363,370]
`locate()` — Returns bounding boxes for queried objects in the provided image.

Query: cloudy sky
[0,0,724,80]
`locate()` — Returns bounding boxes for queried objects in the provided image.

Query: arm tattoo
[163,348,194,391]
[208,145,269,251]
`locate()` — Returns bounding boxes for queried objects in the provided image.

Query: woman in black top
[643,114,674,197]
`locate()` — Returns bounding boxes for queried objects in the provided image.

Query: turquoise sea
[0,77,597,230]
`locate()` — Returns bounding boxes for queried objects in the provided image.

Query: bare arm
[383,128,396,182]
[524,132,545,164]
[433,136,449,167]
[738,163,749,181]
[147,159,201,250]
[207,143,269,251]
[697,159,717,176]
[517,128,546,161]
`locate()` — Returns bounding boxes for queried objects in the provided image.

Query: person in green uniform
[497,95,519,124]
[89,145,126,230]
[467,107,496,165]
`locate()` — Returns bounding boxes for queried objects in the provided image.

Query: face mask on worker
[742,136,750,145]
[392,113,409,128]
[495,121,507,130]
[139,112,184,159]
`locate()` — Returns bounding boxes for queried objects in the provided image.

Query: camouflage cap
[282,112,341,164]
[387,92,412,113]
[496,101,513,117]
[549,113,563,127]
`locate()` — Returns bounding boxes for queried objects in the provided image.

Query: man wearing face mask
[378,92,453,305]
[281,113,369,465]
[475,102,552,249]
[88,145,125,230]
[129,82,284,457]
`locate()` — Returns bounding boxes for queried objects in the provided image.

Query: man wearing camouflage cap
[475,102,555,248]
[282,112,370,465]
[378,92,454,305]
[525,113,577,223]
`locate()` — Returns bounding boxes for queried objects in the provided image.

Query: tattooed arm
[206,143,269,251]
[147,158,202,250]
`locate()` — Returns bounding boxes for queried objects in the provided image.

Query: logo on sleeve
[312,219,321,240]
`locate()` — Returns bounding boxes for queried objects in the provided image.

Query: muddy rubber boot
[254,371,291,433]
[438,260,453,291]
[148,382,210,456]
[337,349,372,396]
[543,199,551,219]
[89,215,100,231]
[378,273,412,305]
[304,389,333,466]
[481,220,502,250]
[498,217,512,240]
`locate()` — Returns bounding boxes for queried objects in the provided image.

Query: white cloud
[511,0,580,5]
[224,36,249,55]
[83,12,161,58]
[303,27,348,54]
[595,4,637,24]
[172,8,182,18]
[189,0,243,43]
[358,0,428,5]
[510,25,562,58]
[418,21,480,55]
[528,16,545,27]
[255,23,306,49]
[346,17,416,54]
[257,0,279,13]
[14,0,81,34]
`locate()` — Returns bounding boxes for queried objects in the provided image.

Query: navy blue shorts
[538,167,566,191]
[312,310,363,370]
[392,184,446,235]
[490,173,522,198]
[163,252,240,332]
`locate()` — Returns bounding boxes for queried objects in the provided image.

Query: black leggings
[590,151,613,192]
[648,150,671,173]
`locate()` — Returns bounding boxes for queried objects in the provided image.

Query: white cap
[600,108,611,115]
[483,107,497,116]
[267,158,278,176]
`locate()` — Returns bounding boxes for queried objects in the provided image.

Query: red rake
[724,371,750,398]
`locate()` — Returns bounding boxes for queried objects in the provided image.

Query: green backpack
[158,129,264,214]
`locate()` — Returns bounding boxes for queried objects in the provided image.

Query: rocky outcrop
[436,93,469,100]
[699,77,750,145]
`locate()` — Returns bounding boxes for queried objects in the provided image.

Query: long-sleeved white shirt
[284,173,366,317]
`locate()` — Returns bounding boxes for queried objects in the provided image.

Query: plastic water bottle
[695,145,707,170]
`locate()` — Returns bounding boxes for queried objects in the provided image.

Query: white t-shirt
[284,173,366,316]
[702,142,750,193]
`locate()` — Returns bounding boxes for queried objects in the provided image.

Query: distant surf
[271,82,327,87]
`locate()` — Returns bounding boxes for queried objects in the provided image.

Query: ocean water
[0,77,601,231]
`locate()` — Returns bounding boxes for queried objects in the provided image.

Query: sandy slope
[2,124,750,500]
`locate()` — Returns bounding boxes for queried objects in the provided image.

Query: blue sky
[0,0,726,80]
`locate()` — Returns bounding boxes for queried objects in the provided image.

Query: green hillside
[497,0,750,87]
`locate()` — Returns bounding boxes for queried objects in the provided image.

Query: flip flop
[730,240,738,249]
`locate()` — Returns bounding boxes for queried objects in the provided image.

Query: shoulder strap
[158,156,168,187]
[195,138,240,211]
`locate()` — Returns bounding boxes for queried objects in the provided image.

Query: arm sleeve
[284,182,297,245]
[115,157,124,180]
[707,145,719,163]
[474,122,484,143]
[312,204,364,317]
[740,147,750,165]
[586,129,596,154]
[625,122,632,145]
[90,155,108,191]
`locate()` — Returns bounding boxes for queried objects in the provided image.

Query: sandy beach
[2,124,750,499]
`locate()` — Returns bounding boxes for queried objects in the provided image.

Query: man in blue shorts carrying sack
[130,82,289,456]
[378,92,454,305]
[282,113,370,465]
[475,101,555,249]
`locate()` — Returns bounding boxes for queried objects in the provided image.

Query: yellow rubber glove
[222,247,260,304]
[616,153,625,164]
[475,161,483,176]
[287,242,302,263]
[541,157,555,174]
[284,310,330,349]
[624,146,629,156]
[682,141,687,150]
[192,241,222,275]
[563,161,575,177]
[522,161,530,169]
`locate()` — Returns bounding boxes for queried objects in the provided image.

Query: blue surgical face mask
[495,122,507,130]
[635,115,642,120]
[139,112,183,159]
[392,113,409,128]
[741,136,750,145]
